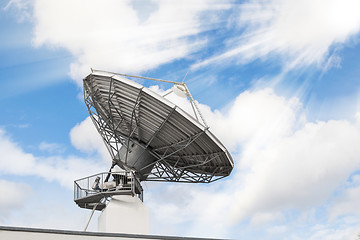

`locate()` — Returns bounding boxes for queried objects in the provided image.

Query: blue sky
[1,0,360,239]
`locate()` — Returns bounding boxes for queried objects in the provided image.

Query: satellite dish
[83,70,234,183]
[75,70,234,232]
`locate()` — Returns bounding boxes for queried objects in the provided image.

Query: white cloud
[0,79,359,238]
[69,116,109,163]
[4,195,98,232]
[0,128,106,189]
[30,0,230,85]
[193,0,360,71]
[0,180,32,219]
[147,182,234,238]
[329,175,360,220]
[230,118,360,223]
[0,125,108,230]
[0,81,356,238]
[144,85,360,238]
[201,88,305,151]
[8,0,360,82]
[38,141,65,154]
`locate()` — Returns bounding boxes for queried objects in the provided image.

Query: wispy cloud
[2,0,32,22]
[193,0,360,72]
[38,141,65,154]
[29,0,230,85]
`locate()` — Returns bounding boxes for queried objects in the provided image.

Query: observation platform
[74,171,143,211]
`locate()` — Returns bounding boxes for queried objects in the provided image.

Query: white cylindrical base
[98,195,149,235]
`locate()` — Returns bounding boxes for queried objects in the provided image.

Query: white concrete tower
[98,195,149,234]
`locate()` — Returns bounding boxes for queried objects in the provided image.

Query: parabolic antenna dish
[83,70,233,183]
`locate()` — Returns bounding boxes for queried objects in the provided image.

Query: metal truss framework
[83,71,233,183]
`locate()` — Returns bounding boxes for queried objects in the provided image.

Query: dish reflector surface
[84,70,233,183]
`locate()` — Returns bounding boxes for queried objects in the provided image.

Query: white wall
[98,195,150,234]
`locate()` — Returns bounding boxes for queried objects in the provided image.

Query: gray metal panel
[83,71,233,183]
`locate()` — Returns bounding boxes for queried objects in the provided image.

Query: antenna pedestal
[98,195,150,234]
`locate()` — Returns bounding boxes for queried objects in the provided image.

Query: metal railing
[74,171,143,202]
